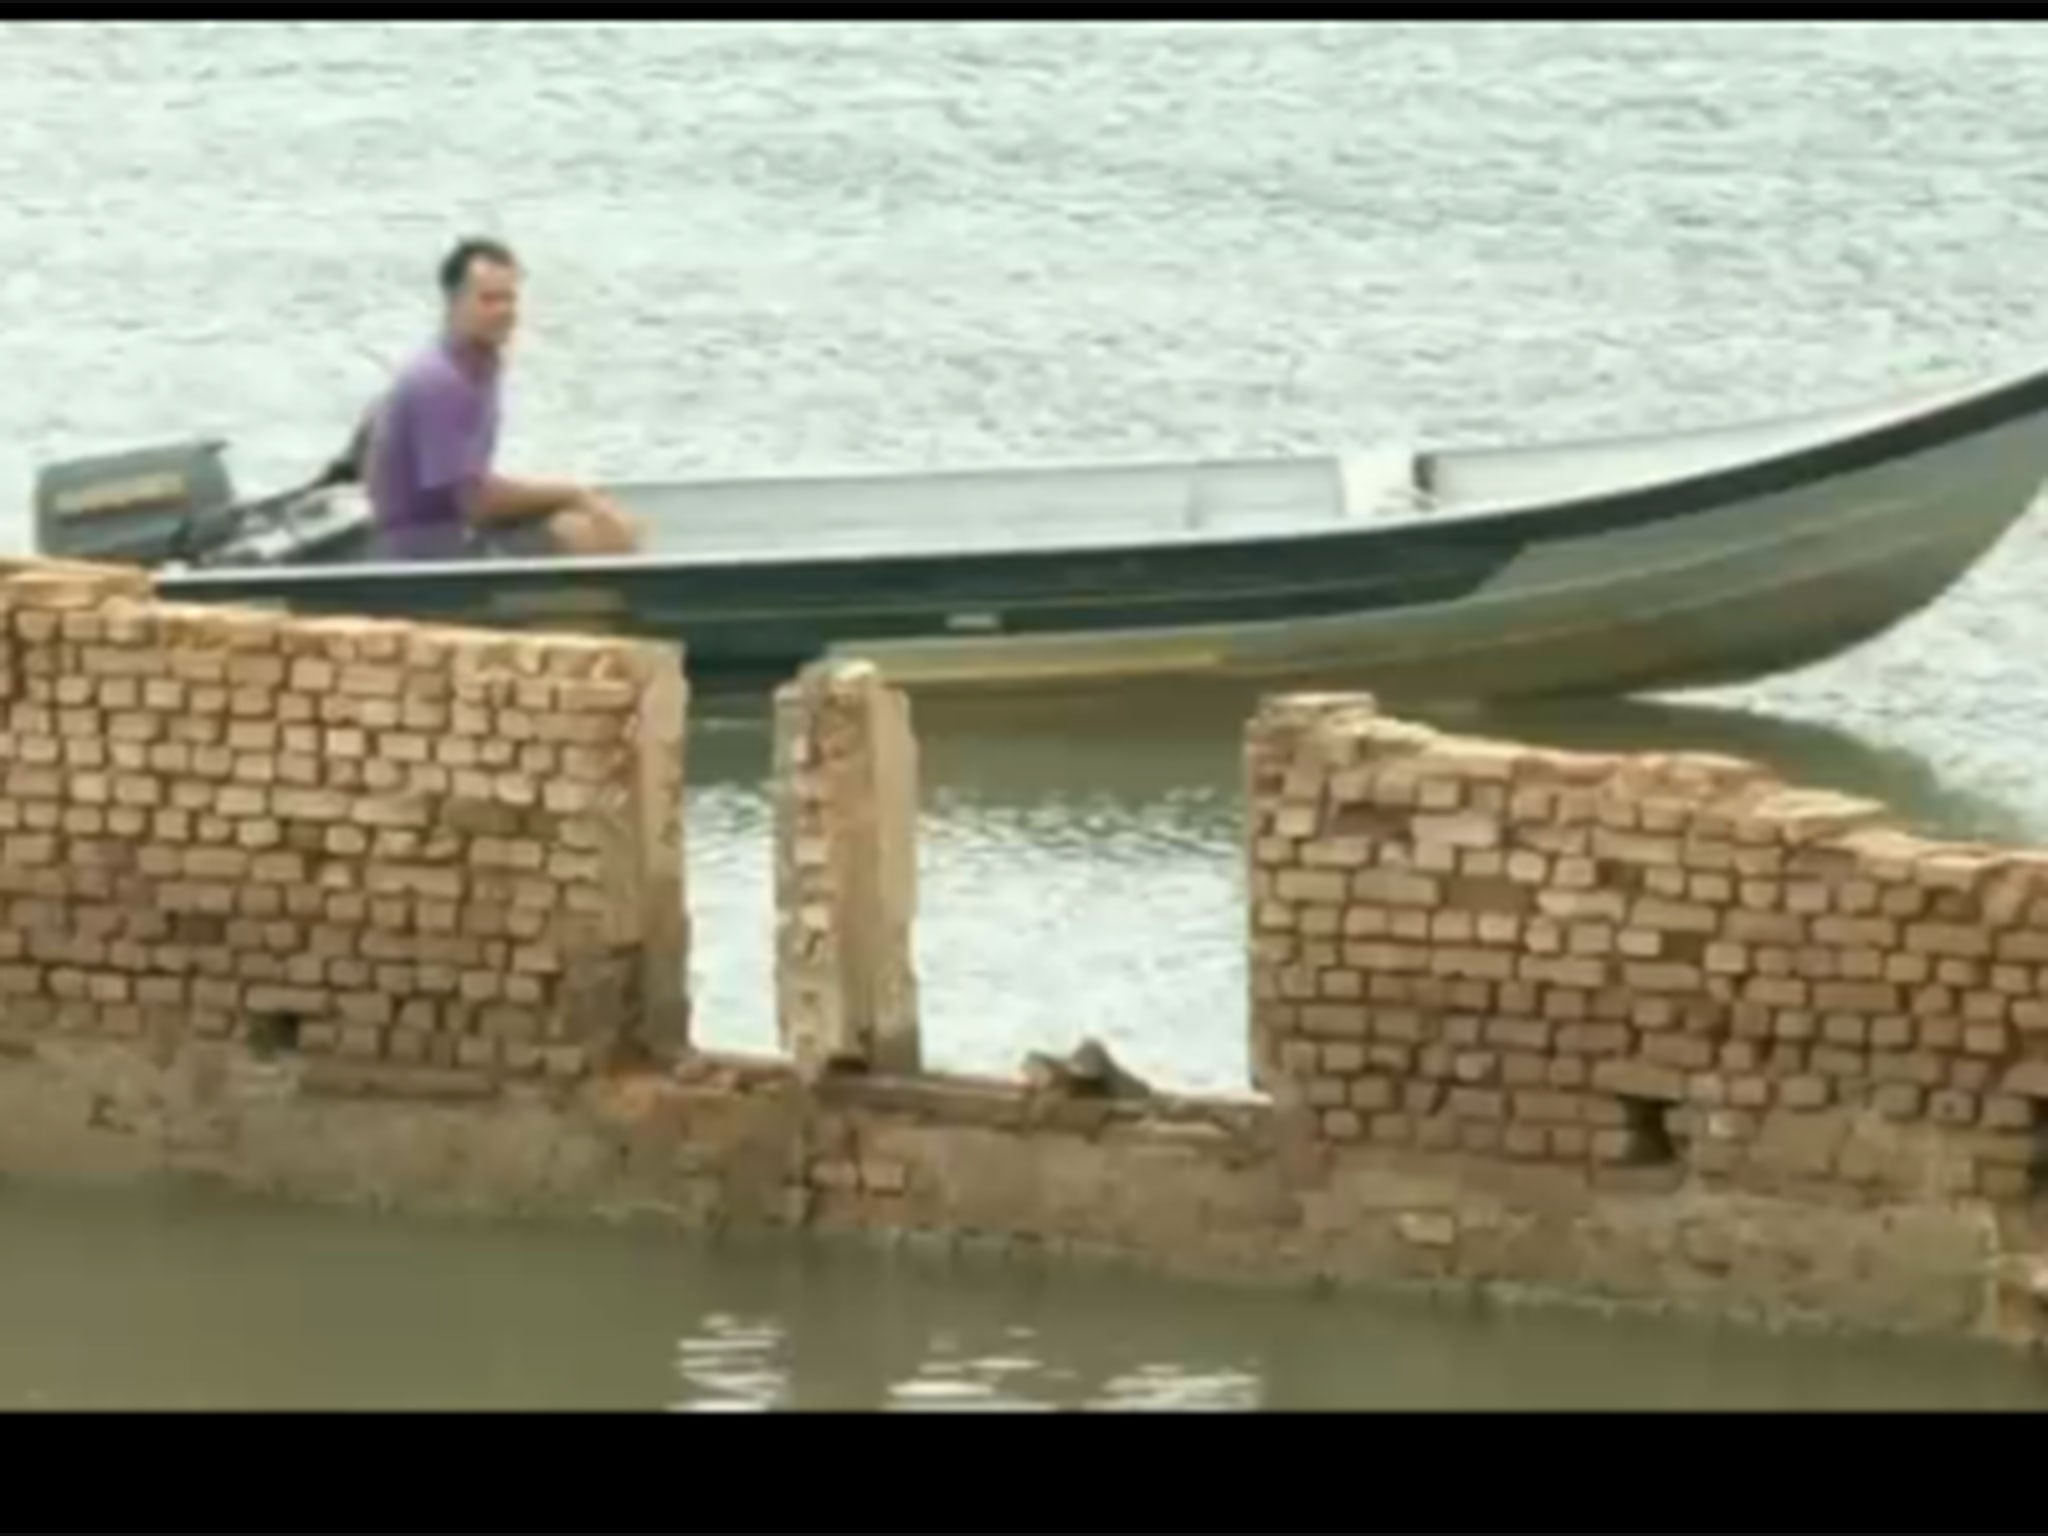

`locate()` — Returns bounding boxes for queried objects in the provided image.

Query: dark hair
[438,237,518,300]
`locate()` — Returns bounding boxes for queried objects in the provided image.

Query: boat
[27,359,2048,699]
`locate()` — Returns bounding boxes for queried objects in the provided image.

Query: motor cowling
[33,440,239,567]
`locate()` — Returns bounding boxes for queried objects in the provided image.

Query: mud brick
[1400,1079,1446,1116]
[1349,868,1437,907]
[1497,1123,1545,1160]
[1728,1075,1774,1109]
[1871,1051,1946,1088]
[456,1035,503,1073]
[1878,884,1927,918]
[1410,841,1457,874]
[1929,1089,1980,1126]
[1368,1113,1415,1147]
[1820,1013,1869,1047]
[1868,1015,1913,1051]
[1304,1077,1348,1109]
[1512,1089,1585,1125]
[1591,1058,1683,1102]
[1438,1015,1480,1048]
[1729,1003,1774,1041]
[1589,1128,1638,1164]
[1688,872,1734,905]
[1556,1021,1629,1057]
[1278,1040,1319,1077]
[1719,1038,1762,1072]
[1979,1165,2034,1202]
[1727,911,1806,947]
[1992,964,2033,996]
[1870,1082,1925,1121]
[1794,949,1841,982]
[1387,910,1430,943]
[1529,1057,1581,1093]
[1964,1023,2012,1058]
[1935,959,1984,989]
[1642,867,1688,899]
[335,992,393,1027]
[1951,1058,1995,1094]
[1641,1033,1715,1073]
[1447,1049,1497,1085]
[1809,981,1895,1015]
[1999,931,2048,965]
[1432,947,1514,982]
[1419,906,1470,943]
[1761,1040,1806,1075]
[1907,923,1991,959]
[1321,1041,1367,1074]
[1747,976,1808,1009]
[1698,939,1756,980]
[1318,968,1364,1000]
[1483,1016,1551,1052]
[1616,927,1662,959]
[1538,887,1627,924]
[1960,991,2010,1027]
[1302,1004,1368,1039]
[1983,1094,2034,1132]
[1564,922,1616,958]
[1365,1042,1414,1076]
[1809,1044,1867,1081]
[1814,916,1894,948]
[1737,879,1781,911]
[1780,1075,1831,1110]
[1913,986,1959,1024]
[1455,1121,1504,1155]
[1482,981,1532,1019]
[1349,1076,1398,1112]
[1623,962,1703,994]
[1446,1086,1506,1122]
[1409,1115,1457,1152]
[1537,989,1587,1023]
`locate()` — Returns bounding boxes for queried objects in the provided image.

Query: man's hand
[571,489,642,553]
[552,488,641,555]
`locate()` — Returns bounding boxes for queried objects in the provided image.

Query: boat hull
[142,368,2048,700]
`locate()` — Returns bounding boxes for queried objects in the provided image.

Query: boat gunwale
[153,357,2048,595]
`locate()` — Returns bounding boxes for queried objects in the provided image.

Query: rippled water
[8,20,2048,1403]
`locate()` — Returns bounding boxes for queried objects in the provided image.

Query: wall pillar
[772,659,920,1076]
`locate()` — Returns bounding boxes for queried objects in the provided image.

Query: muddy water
[0,1178,2042,1411]
[7,20,2048,1405]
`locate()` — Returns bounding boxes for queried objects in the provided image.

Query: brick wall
[1247,693,2048,1204]
[0,563,688,1086]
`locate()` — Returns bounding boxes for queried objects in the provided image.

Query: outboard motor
[33,440,240,567]
[32,414,380,571]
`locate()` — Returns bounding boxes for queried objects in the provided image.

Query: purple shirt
[364,335,501,559]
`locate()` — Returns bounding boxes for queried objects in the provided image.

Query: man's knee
[549,506,638,556]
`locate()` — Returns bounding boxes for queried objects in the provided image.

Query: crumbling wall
[1246,693,2048,1207]
[0,562,689,1087]
[772,659,919,1076]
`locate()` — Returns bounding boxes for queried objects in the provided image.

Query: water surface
[6,20,2048,1404]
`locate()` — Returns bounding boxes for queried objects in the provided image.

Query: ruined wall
[1246,694,2048,1208]
[0,563,689,1087]
[773,659,920,1076]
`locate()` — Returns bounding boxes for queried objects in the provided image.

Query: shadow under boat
[36,353,2048,702]
[688,680,2028,847]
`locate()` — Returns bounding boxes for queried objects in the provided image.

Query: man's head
[439,237,520,351]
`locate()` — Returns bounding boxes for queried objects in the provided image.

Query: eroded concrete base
[3,1036,2043,1351]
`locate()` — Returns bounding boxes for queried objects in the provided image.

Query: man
[363,237,640,560]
